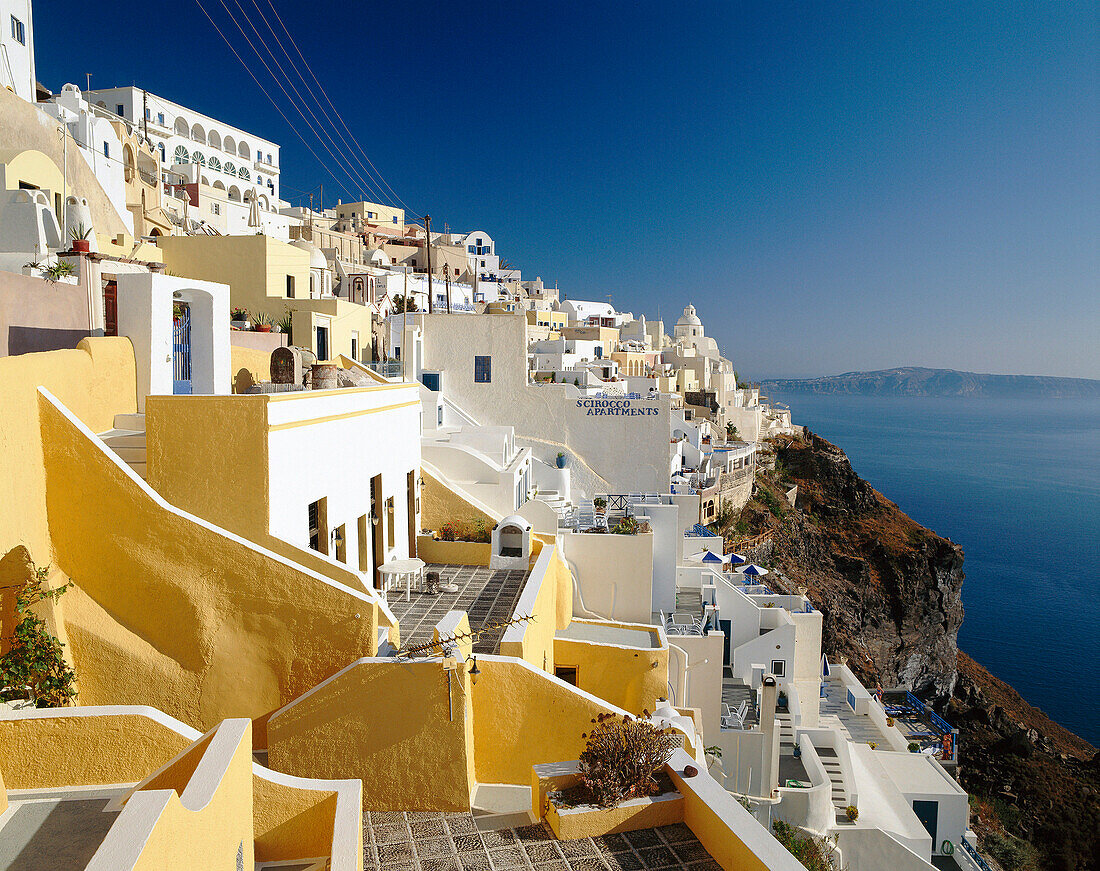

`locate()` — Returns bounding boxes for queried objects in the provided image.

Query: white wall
[412,313,672,498]
[116,273,231,408]
[0,0,35,102]
[266,385,422,577]
[559,530,654,624]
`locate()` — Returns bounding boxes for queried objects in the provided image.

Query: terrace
[362,812,723,871]
[387,564,531,653]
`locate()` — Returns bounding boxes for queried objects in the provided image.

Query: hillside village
[0,7,1000,870]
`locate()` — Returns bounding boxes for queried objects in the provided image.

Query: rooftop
[363,811,721,871]
[387,565,530,654]
[557,621,661,649]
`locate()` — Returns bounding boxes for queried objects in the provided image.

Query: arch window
[223,135,236,154]
[228,185,242,202]
[208,157,222,172]
[207,130,221,149]
[173,145,190,164]
[174,117,189,136]
[190,123,206,142]
[212,180,226,191]
[222,161,236,176]
[201,175,210,186]
[237,141,250,159]
[191,150,206,166]
[237,166,251,180]
[157,142,165,163]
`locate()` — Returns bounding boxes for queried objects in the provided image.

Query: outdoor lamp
[468,656,481,685]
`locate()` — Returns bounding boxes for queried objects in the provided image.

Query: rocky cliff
[762,367,1100,399]
[728,433,1099,870]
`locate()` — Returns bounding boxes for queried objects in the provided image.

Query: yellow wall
[39,392,378,736]
[231,343,273,393]
[0,148,65,194]
[552,622,668,716]
[0,709,357,867]
[287,298,375,362]
[129,720,255,871]
[268,659,476,811]
[415,536,491,567]
[472,658,626,785]
[0,338,136,574]
[421,470,495,529]
[156,234,310,323]
[498,547,573,672]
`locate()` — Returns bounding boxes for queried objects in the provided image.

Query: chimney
[758,674,780,797]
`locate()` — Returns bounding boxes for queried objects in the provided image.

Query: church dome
[290,237,328,270]
[677,304,702,327]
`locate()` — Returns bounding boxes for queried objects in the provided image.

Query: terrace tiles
[362,812,721,871]
[387,565,530,654]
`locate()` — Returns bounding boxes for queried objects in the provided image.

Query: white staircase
[777,713,796,750]
[815,746,849,818]
[100,413,147,480]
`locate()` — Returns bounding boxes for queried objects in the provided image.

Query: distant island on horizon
[760,366,1100,398]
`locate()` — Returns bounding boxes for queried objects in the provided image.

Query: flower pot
[255,325,272,332]
[555,454,567,469]
[72,239,91,253]
[231,320,249,330]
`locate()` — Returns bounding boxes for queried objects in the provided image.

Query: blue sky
[34,1,1099,379]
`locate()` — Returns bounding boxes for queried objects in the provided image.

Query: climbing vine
[0,563,77,707]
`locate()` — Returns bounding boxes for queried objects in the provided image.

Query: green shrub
[771,820,842,870]
[0,563,77,707]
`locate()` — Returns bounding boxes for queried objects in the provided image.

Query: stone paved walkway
[387,565,530,654]
[363,812,722,871]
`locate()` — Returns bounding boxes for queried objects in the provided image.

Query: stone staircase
[777,712,796,750]
[675,587,704,614]
[99,413,147,480]
[815,746,850,818]
[720,675,759,728]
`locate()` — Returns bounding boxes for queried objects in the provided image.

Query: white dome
[677,304,701,327]
[290,238,328,270]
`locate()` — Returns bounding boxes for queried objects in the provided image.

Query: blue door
[173,307,192,394]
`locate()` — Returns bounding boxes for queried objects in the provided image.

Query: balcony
[255,159,279,174]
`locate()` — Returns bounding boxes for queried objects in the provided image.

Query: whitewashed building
[81,86,282,203]
[0,0,35,102]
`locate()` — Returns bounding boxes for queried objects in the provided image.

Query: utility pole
[445,265,451,314]
[424,214,433,314]
[85,73,92,92]
[318,183,323,215]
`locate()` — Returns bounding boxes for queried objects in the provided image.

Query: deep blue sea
[766,392,1100,747]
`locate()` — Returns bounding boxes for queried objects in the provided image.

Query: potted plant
[231,308,250,330]
[845,804,859,823]
[555,451,567,469]
[593,496,607,514]
[69,223,93,253]
[534,713,683,839]
[254,312,273,332]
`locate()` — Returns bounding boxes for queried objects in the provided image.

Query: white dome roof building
[290,237,332,298]
[674,303,703,339]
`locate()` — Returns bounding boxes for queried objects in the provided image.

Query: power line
[242,0,396,210]
[256,0,421,220]
[223,0,387,205]
[205,0,378,204]
[190,0,359,198]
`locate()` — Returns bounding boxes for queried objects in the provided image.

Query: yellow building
[560,325,620,358]
[526,309,568,330]
[332,199,405,231]
[611,350,647,377]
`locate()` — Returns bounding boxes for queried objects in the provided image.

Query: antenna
[397,614,535,658]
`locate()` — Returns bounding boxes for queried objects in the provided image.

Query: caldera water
[765,392,1100,746]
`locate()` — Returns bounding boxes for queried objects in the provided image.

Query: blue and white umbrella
[726,552,748,565]
[822,654,831,677]
[740,563,769,577]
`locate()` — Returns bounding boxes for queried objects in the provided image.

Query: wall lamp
[468,655,481,685]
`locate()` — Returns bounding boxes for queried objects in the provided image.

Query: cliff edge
[726,432,1099,870]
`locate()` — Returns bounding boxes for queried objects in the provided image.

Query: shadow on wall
[234,367,256,394]
[7,327,91,356]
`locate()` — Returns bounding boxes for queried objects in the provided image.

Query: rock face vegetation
[728,433,1099,871]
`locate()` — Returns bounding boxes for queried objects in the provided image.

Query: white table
[378,558,426,602]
